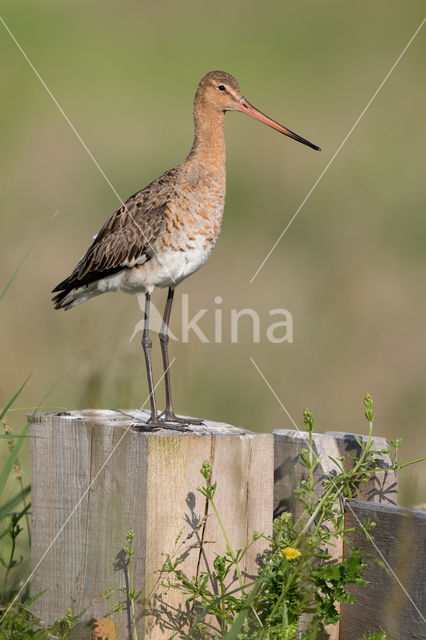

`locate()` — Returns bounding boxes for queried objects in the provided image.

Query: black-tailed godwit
[52,70,320,427]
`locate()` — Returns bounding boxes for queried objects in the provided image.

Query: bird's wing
[53,169,177,292]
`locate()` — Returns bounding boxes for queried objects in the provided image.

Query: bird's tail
[52,288,72,310]
[52,282,101,310]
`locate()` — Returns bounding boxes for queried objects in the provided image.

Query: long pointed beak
[235,97,320,151]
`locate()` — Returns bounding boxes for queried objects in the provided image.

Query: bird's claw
[158,411,204,426]
[132,415,195,432]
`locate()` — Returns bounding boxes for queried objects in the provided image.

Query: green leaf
[223,576,263,640]
[353,434,362,448]
[363,632,389,640]
[0,485,31,520]
[328,456,344,472]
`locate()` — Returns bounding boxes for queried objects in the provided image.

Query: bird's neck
[186,100,226,172]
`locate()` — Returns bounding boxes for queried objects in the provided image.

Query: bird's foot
[159,411,204,426]
[133,415,191,432]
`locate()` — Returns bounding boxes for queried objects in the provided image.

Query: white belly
[132,245,213,291]
[70,241,213,307]
[64,236,215,309]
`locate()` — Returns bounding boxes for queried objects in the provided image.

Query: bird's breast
[126,167,227,291]
[163,171,226,255]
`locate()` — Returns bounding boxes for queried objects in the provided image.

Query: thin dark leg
[138,291,188,432]
[141,292,158,422]
[159,287,175,416]
[159,287,203,426]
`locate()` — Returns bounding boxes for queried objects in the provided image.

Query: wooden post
[273,429,398,640]
[30,410,273,639]
[341,500,426,640]
[274,430,397,521]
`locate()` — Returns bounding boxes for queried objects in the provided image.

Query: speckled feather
[53,168,180,291]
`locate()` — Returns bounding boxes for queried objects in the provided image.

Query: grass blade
[0,435,35,439]
[0,375,31,422]
[0,417,32,498]
[0,486,31,520]
[0,212,58,304]
[0,367,71,501]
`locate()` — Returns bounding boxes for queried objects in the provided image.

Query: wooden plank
[30,410,273,639]
[274,431,397,522]
[341,500,426,640]
[273,430,342,523]
[273,430,398,640]
[325,431,397,505]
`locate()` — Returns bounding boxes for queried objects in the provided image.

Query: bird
[52,70,320,428]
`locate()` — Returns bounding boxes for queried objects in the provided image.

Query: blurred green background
[1,0,425,507]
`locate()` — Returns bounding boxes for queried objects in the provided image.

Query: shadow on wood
[273,429,398,640]
[30,410,273,639]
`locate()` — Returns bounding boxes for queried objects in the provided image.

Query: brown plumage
[52,169,180,307]
[52,70,319,426]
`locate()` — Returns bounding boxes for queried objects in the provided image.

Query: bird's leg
[141,291,159,424]
[138,291,188,432]
[159,287,175,416]
[159,287,204,426]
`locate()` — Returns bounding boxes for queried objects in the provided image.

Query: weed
[160,395,424,639]
[107,530,142,640]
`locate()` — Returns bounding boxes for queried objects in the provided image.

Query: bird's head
[196,70,320,151]
[197,70,244,111]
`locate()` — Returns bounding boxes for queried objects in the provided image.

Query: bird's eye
[218,85,226,92]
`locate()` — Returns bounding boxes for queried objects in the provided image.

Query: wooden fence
[30,410,425,639]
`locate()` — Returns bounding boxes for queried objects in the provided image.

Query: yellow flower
[279,547,301,560]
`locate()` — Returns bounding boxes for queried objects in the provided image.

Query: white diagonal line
[249,17,426,284]
[249,356,308,442]
[0,15,175,283]
[345,500,426,625]
[0,358,176,623]
[250,356,425,627]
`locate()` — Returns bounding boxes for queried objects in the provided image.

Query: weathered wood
[341,500,426,640]
[30,410,273,639]
[274,430,397,522]
[325,431,398,505]
[274,430,341,523]
[273,430,397,640]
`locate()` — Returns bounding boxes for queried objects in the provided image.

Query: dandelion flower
[280,547,301,560]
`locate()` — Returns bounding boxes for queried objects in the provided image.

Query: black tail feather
[52,288,74,310]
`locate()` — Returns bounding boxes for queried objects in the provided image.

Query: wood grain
[341,499,426,640]
[30,410,273,639]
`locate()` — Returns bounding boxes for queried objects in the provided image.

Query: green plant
[107,530,142,640]
[160,395,425,639]
[0,384,83,638]
[1,381,33,609]
[0,603,82,640]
